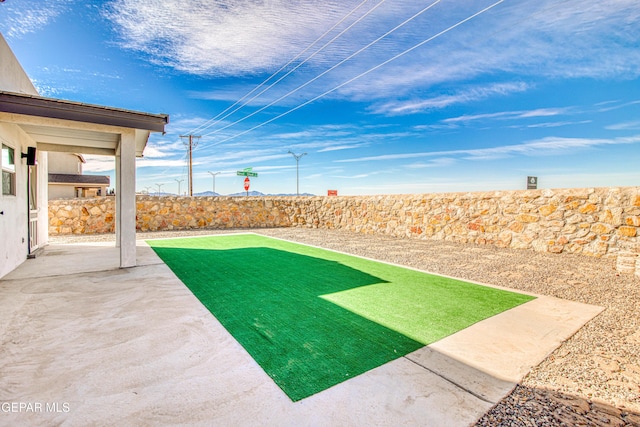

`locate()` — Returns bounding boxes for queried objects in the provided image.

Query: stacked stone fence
[48,187,640,276]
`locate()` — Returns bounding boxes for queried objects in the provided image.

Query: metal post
[288,151,307,196]
[155,183,164,196]
[208,171,220,195]
[175,178,184,196]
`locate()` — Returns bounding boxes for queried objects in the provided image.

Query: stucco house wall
[0,33,46,278]
[49,151,83,175]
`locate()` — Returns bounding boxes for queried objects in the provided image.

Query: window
[2,144,16,196]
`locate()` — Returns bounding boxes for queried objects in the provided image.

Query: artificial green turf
[147,233,534,401]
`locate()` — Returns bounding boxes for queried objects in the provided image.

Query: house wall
[0,123,33,278]
[48,152,82,174]
[0,34,38,96]
[48,187,640,276]
[48,184,77,200]
[0,34,43,278]
[48,152,81,199]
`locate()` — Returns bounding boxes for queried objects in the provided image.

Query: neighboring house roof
[48,173,110,185]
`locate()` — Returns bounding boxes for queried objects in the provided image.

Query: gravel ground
[50,228,640,426]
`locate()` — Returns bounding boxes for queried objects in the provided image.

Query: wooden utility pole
[180,135,200,196]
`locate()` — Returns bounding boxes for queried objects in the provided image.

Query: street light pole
[155,183,164,196]
[288,151,307,196]
[208,171,221,195]
[175,178,184,196]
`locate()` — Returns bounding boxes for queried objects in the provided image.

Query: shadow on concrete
[0,238,608,426]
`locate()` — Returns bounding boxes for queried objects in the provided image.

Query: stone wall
[48,187,640,276]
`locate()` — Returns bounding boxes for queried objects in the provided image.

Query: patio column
[116,129,137,268]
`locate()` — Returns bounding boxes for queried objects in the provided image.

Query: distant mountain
[270,193,316,197]
[227,191,266,197]
[140,191,317,197]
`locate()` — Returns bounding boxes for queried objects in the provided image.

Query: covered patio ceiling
[0,90,168,156]
[0,89,168,268]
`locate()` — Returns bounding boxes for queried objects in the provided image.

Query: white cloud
[337,135,640,163]
[606,120,640,131]
[371,82,530,115]
[405,158,456,168]
[513,120,592,129]
[334,0,640,101]
[102,0,640,116]
[0,1,72,38]
[318,144,366,153]
[443,107,571,124]
[105,0,366,76]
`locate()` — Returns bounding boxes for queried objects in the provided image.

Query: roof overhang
[0,91,168,157]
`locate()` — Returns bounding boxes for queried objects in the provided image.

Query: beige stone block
[583,241,609,257]
[467,223,484,232]
[539,204,557,216]
[625,216,640,226]
[564,200,580,210]
[600,208,623,226]
[564,214,582,224]
[617,226,637,237]
[515,213,539,223]
[616,251,637,274]
[591,223,612,234]
[579,203,598,214]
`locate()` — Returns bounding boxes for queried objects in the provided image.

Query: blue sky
[1,0,639,196]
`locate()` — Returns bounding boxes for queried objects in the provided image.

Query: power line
[201,0,442,139]
[205,0,505,147]
[187,0,376,136]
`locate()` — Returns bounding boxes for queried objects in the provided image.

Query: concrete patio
[0,234,603,426]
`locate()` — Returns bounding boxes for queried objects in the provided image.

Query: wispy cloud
[606,120,640,131]
[318,144,366,152]
[105,0,368,76]
[337,135,640,163]
[0,1,72,38]
[511,120,592,129]
[405,158,456,168]
[370,82,530,115]
[91,0,640,145]
[444,107,571,124]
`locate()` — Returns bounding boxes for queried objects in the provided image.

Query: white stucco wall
[48,184,77,200]
[0,33,44,278]
[0,33,38,95]
[48,152,83,174]
[0,123,31,278]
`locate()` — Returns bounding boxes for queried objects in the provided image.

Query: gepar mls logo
[527,176,538,190]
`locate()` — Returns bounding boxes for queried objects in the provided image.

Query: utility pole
[175,178,184,196]
[288,150,307,196]
[208,171,221,195]
[155,183,164,196]
[180,134,201,196]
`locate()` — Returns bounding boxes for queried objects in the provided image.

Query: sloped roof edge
[0,90,168,133]
[49,173,110,185]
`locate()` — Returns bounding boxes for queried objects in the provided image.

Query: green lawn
[148,233,534,401]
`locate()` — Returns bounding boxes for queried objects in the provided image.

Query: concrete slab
[0,241,602,426]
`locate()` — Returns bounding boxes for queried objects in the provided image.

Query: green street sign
[237,171,258,177]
